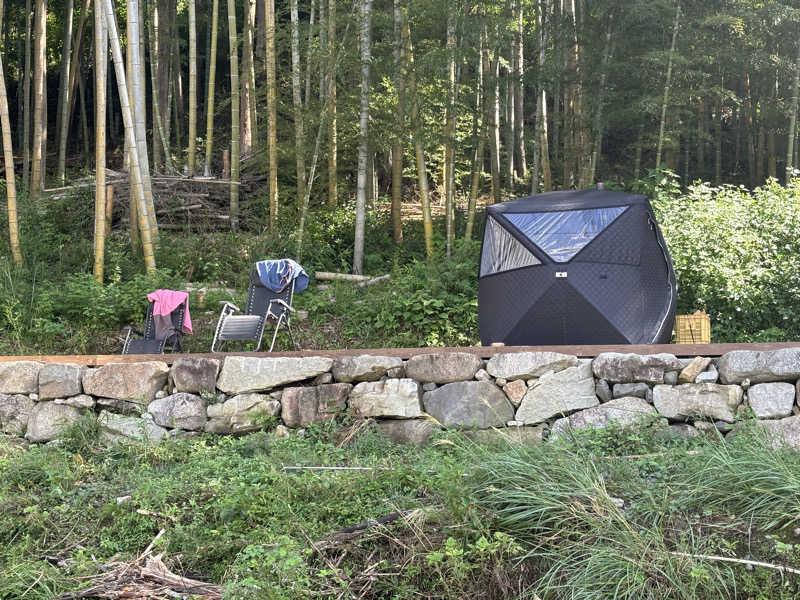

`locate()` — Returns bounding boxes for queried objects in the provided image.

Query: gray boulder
[695,364,719,384]
[595,379,612,402]
[423,381,513,428]
[25,402,83,443]
[148,393,207,430]
[747,382,795,419]
[759,415,800,450]
[169,357,220,393]
[216,356,333,394]
[486,352,578,381]
[405,352,482,384]
[678,357,712,384]
[0,394,35,436]
[664,371,679,386]
[0,361,43,395]
[550,397,657,436]
[38,363,84,399]
[515,363,598,425]
[331,355,403,382]
[206,393,281,434]
[718,348,800,384]
[653,383,743,423]
[82,361,169,402]
[612,382,649,399]
[377,419,438,445]
[465,425,545,445]
[98,410,167,445]
[592,353,682,384]
[97,397,147,416]
[349,379,422,418]
[281,383,352,428]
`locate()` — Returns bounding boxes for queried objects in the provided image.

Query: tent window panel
[481,216,541,277]
[505,206,628,263]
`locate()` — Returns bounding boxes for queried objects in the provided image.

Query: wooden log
[358,274,391,287]
[315,271,370,282]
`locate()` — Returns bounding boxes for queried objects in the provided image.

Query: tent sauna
[478,189,677,346]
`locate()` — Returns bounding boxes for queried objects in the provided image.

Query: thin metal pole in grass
[668,551,800,575]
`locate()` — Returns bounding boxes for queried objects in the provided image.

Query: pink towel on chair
[147,290,193,334]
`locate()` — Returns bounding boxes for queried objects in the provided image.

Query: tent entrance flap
[505,206,627,262]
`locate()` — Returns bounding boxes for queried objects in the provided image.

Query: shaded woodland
[1,0,800,276]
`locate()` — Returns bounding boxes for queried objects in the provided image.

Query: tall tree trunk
[487,26,501,204]
[530,0,547,194]
[147,0,172,172]
[304,0,316,109]
[404,14,433,257]
[505,51,515,188]
[0,0,22,265]
[540,91,551,191]
[786,40,800,183]
[589,18,613,185]
[187,0,197,174]
[465,30,484,240]
[696,99,705,178]
[513,0,526,179]
[744,73,756,188]
[103,0,156,272]
[756,122,765,184]
[655,2,680,171]
[240,0,253,155]
[79,64,90,158]
[227,0,240,230]
[30,0,46,199]
[327,0,337,207]
[290,0,306,214]
[319,0,327,103]
[21,0,32,188]
[714,97,722,185]
[203,0,219,176]
[634,122,643,180]
[390,0,405,243]
[444,8,456,256]
[353,0,373,275]
[55,0,74,185]
[94,0,107,281]
[266,0,277,228]
[64,0,92,163]
[129,0,157,238]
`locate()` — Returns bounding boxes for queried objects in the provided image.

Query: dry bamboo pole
[239,0,253,154]
[304,0,315,110]
[187,0,197,174]
[326,0,337,208]
[444,8,456,256]
[0,0,22,265]
[390,0,405,243]
[465,30,484,240]
[93,0,107,282]
[129,0,158,240]
[266,0,277,228]
[64,0,91,152]
[30,0,46,199]
[655,2,680,171]
[203,0,219,177]
[21,0,31,188]
[146,0,172,172]
[246,0,257,147]
[227,0,240,231]
[290,0,306,212]
[103,0,156,272]
[55,0,75,185]
[786,38,800,183]
[403,13,433,258]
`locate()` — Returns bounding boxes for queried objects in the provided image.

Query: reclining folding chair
[122,298,186,354]
[211,265,299,353]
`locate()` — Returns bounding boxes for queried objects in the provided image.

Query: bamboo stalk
[0,0,22,265]
[203,0,219,177]
[227,0,240,230]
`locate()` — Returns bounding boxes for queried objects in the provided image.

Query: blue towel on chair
[256,259,309,293]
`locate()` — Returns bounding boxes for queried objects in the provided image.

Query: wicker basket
[674,311,711,344]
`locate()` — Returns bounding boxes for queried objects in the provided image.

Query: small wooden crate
[674,311,711,344]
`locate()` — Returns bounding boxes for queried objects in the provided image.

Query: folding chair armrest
[123,325,144,336]
[219,300,242,313]
[268,299,296,313]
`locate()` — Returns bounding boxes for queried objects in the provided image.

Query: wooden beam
[2,342,800,366]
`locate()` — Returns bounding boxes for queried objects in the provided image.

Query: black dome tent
[478,189,677,346]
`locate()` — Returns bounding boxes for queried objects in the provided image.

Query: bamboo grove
[1,0,800,275]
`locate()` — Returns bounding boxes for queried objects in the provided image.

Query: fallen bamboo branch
[282,465,394,472]
[358,274,391,287]
[136,508,178,523]
[667,551,800,575]
[315,271,371,282]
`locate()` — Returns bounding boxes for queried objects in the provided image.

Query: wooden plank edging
[2,342,800,366]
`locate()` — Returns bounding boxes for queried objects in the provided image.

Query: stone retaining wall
[3,349,800,448]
